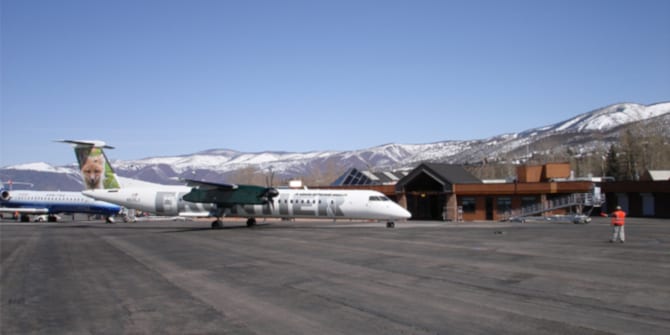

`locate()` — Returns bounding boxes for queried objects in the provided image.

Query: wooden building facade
[601,180,670,218]
[391,163,595,221]
[329,164,670,221]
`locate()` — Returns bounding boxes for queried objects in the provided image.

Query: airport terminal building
[333,163,599,221]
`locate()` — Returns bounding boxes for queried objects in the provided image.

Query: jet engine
[1,190,10,201]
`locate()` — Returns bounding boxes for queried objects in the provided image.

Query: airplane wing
[183,179,238,191]
[182,179,278,206]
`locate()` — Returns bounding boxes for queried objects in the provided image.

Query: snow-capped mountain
[2,102,669,190]
[525,102,669,134]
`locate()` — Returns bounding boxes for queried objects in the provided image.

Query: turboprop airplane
[59,140,411,228]
[0,180,123,222]
[181,179,411,228]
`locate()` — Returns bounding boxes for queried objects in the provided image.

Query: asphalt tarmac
[1,217,669,334]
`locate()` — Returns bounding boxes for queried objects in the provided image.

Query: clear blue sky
[2,0,669,167]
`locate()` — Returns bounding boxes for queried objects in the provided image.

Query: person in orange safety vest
[608,205,627,243]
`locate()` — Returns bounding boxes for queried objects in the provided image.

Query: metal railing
[505,193,604,221]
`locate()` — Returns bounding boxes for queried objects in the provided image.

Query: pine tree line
[604,125,670,181]
[467,124,670,182]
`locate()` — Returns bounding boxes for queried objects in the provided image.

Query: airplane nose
[392,204,412,219]
[399,207,412,219]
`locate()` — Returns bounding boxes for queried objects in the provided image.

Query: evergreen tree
[620,129,641,180]
[605,144,621,180]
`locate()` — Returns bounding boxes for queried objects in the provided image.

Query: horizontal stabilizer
[55,139,115,149]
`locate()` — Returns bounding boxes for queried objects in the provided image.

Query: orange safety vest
[611,210,626,226]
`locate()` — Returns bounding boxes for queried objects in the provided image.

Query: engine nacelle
[1,190,10,201]
[259,188,279,204]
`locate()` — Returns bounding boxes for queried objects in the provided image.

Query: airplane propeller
[261,167,278,210]
[260,187,279,210]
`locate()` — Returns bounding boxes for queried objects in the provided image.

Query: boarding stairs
[506,193,604,222]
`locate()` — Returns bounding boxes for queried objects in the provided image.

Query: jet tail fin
[56,140,120,190]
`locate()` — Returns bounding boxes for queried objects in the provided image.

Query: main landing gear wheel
[386,221,395,228]
[211,220,223,229]
[246,218,257,227]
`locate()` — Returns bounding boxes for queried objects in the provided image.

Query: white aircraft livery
[60,140,411,228]
[0,180,122,222]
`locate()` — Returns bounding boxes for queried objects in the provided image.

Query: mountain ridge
[2,102,669,190]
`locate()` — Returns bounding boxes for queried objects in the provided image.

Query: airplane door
[164,194,176,214]
[156,192,178,215]
[326,198,335,217]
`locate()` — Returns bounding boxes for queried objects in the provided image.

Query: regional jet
[0,180,123,222]
[59,140,411,228]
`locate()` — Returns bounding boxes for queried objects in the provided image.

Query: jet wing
[182,179,277,206]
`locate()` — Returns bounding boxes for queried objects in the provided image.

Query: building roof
[331,168,409,186]
[332,163,482,191]
[644,170,670,181]
[395,163,482,193]
[420,163,482,184]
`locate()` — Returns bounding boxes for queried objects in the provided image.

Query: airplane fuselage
[0,190,122,217]
[83,187,411,221]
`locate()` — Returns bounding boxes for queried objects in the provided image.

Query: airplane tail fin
[57,140,120,190]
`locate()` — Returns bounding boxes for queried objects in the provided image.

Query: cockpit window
[369,196,390,201]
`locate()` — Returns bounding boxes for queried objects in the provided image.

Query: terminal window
[461,197,476,213]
